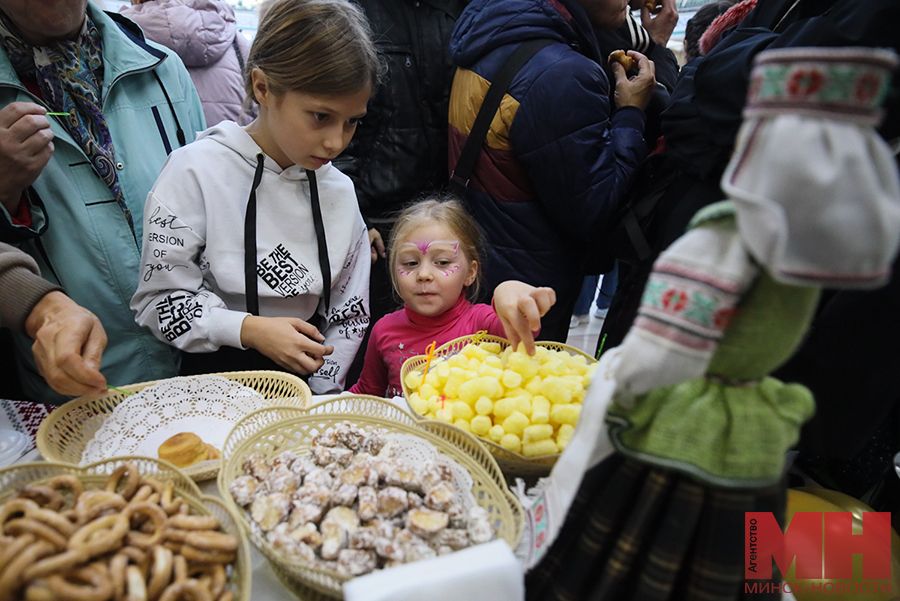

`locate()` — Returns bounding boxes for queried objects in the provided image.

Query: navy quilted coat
[447,0,649,338]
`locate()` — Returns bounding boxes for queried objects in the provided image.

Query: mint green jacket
[0,7,206,403]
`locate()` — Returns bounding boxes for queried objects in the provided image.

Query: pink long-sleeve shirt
[348,294,506,398]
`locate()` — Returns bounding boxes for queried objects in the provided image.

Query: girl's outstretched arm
[493,281,556,355]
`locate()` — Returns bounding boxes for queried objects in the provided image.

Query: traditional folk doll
[523,47,900,601]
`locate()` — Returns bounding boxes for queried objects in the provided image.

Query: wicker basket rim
[430,333,595,358]
[36,371,312,481]
[220,396,511,489]
[225,393,420,431]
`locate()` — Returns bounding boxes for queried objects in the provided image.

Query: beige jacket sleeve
[0,241,62,333]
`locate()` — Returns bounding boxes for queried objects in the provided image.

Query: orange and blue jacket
[448,0,648,299]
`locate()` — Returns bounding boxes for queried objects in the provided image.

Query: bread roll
[608,50,635,72]
[159,432,210,468]
[205,443,222,460]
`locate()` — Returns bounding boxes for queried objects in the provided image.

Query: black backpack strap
[449,39,554,196]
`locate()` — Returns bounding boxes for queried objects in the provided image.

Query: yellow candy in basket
[407,342,597,457]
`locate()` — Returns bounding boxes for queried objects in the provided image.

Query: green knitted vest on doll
[606,47,900,488]
[607,203,818,486]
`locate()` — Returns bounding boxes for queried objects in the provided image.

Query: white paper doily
[81,375,267,465]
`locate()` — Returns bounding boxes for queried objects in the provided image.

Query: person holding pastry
[447,0,658,343]
[0,241,107,397]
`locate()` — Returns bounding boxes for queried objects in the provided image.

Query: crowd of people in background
[0,0,718,399]
[1,0,900,598]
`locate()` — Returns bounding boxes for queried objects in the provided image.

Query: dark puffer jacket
[447,0,648,340]
[334,0,467,227]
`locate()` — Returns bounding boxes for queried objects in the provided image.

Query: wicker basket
[37,371,311,481]
[0,456,251,601]
[217,394,523,599]
[400,334,597,477]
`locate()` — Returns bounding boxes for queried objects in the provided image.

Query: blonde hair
[389,197,486,303]
[245,0,383,104]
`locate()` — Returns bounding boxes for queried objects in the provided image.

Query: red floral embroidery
[661,289,689,312]
[713,307,737,329]
[787,69,825,97]
[855,73,881,103]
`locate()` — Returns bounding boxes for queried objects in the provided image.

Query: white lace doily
[381,432,477,511]
[81,376,266,465]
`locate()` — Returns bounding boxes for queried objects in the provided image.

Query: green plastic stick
[107,385,133,396]
[595,333,608,360]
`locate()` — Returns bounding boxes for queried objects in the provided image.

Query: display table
[0,395,525,601]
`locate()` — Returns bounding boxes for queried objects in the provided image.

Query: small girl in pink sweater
[349,198,555,398]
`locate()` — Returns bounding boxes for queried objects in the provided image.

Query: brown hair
[388,196,486,303]
[244,0,384,104]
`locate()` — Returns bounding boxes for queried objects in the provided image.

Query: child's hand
[240,315,335,375]
[493,280,556,356]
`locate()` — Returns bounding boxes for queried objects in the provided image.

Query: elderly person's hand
[640,0,678,47]
[0,102,54,214]
[25,291,107,397]
[611,51,657,111]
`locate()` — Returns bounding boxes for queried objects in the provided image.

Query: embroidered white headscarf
[722,47,900,289]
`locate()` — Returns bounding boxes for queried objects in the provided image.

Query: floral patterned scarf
[0,9,132,230]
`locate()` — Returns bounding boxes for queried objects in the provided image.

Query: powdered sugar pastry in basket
[229,421,495,576]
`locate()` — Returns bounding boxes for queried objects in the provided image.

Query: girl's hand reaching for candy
[493,280,556,355]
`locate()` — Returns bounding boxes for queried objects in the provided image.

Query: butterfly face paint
[402,240,460,276]
[394,223,476,317]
